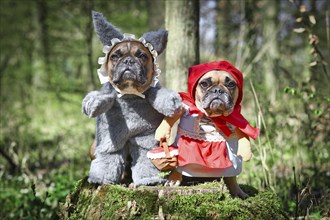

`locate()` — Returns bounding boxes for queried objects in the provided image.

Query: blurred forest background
[0,0,329,219]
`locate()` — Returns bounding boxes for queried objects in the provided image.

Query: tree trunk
[215,0,231,59]
[60,177,288,219]
[37,0,50,82]
[261,0,279,103]
[165,0,200,92]
[83,0,96,88]
[147,0,166,86]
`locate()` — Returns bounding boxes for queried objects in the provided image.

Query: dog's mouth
[203,97,234,117]
[112,68,147,86]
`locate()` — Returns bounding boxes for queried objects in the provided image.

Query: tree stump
[59,177,288,219]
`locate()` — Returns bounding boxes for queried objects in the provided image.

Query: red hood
[187,60,244,105]
[180,60,259,140]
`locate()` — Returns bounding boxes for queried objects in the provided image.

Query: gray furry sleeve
[82,83,116,118]
[146,85,182,117]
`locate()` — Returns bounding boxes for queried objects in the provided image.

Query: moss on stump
[60,177,288,220]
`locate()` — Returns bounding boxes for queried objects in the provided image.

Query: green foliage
[0,170,81,219]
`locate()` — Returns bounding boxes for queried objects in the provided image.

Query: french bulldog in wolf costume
[82,11,182,186]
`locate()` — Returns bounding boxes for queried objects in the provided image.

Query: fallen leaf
[309,15,316,25]
[293,28,305,33]
[309,61,317,66]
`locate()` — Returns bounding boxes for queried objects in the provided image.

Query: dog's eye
[227,81,236,89]
[225,77,236,89]
[199,80,209,89]
[137,53,148,60]
[110,54,119,61]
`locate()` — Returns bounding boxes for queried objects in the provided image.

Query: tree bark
[215,0,231,58]
[261,0,279,103]
[83,0,96,88]
[37,0,50,81]
[147,0,166,86]
[165,0,200,92]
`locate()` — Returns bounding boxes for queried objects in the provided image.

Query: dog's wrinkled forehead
[109,40,151,57]
[199,70,237,85]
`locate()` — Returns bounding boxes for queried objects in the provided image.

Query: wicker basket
[147,140,178,171]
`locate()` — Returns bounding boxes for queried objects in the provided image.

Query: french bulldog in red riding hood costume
[154,60,260,199]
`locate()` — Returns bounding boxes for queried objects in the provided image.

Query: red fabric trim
[180,92,259,139]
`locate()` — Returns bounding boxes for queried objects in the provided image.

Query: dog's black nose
[123,57,136,65]
[212,87,224,94]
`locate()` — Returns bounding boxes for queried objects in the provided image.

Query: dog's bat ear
[142,29,168,55]
[92,11,123,45]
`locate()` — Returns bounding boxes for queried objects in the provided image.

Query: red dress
[174,104,240,177]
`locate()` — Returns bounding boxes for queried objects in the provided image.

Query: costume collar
[113,86,145,99]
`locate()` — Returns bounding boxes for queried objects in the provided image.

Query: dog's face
[107,41,154,94]
[195,70,239,117]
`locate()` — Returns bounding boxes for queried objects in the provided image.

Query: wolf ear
[92,11,123,45]
[142,29,168,55]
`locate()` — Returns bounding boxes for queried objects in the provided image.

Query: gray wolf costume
[82,11,182,186]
